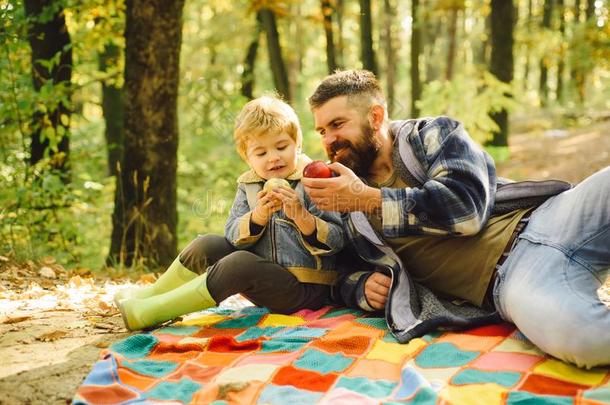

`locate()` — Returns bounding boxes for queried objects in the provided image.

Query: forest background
[1,0,609,275]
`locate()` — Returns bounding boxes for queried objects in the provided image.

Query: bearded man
[302,69,610,369]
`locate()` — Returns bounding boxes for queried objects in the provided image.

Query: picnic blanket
[74,305,610,404]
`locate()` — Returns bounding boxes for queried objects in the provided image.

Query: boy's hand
[251,190,281,225]
[272,186,316,236]
[272,186,305,222]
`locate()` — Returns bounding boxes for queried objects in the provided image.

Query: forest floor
[0,119,609,404]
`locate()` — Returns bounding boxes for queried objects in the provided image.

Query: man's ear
[368,104,386,130]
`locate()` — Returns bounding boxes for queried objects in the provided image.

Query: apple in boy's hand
[263,178,291,193]
[303,161,333,178]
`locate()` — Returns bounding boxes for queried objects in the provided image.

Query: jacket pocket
[275,219,321,269]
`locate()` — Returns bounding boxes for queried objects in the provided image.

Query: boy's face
[245,130,299,180]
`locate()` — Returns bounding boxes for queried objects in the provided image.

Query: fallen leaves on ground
[36,330,68,342]
[0,255,155,336]
[138,273,157,284]
[38,266,57,279]
[1,316,31,324]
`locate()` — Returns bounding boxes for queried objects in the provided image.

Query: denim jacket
[225,155,345,285]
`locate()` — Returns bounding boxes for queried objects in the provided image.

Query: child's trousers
[178,234,330,314]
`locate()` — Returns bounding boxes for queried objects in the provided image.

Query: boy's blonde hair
[234,95,302,160]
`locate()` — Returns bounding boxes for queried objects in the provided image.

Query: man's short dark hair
[308,69,385,110]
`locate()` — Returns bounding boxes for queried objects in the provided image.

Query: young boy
[116,95,346,331]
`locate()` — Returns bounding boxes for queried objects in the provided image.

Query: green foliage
[485,145,510,164]
[1,0,609,273]
[1,0,32,145]
[66,0,125,87]
[2,0,74,152]
[569,21,609,73]
[176,0,254,243]
[0,164,112,268]
[517,26,563,70]
[0,0,121,269]
[417,68,519,144]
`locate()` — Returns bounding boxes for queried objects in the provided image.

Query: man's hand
[251,190,281,226]
[301,162,382,213]
[364,272,391,310]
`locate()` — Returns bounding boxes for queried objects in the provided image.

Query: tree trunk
[383,0,397,117]
[488,0,514,147]
[321,0,338,73]
[474,7,490,67]
[241,16,261,100]
[585,0,594,20]
[23,0,72,181]
[259,8,292,103]
[425,18,443,81]
[575,0,595,104]
[411,0,422,117]
[359,0,377,74]
[556,0,566,104]
[572,0,585,103]
[539,0,553,106]
[336,0,345,68]
[108,0,184,268]
[445,7,458,81]
[523,0,533,90]
[289,2,303,105]
[99,43,124,177]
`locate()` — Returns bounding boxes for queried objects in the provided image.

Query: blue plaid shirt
[379,117,496,238]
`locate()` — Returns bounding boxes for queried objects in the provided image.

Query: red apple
[303,160,333,178]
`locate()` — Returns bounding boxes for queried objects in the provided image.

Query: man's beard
[327,122,381,177]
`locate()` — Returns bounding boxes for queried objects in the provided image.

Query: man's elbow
[452,215,484,236]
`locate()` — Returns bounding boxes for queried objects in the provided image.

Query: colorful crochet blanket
[74,305,610,404]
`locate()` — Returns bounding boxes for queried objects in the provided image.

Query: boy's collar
[237,153,313,184]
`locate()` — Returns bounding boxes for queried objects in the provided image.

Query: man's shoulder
[390,117,466,159]
[389,116,474,180]
[390,116,462,139]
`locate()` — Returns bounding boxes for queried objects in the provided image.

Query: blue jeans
[494,167,610,368]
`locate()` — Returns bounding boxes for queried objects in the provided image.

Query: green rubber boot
[113,257,198,307]
[118,273,217,331]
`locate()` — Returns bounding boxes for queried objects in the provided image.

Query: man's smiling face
[313,96,381,177]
